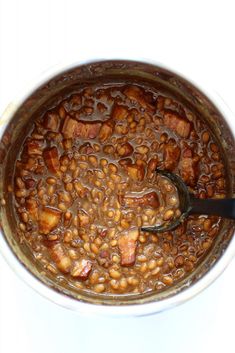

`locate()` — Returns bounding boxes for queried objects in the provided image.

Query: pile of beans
[12,83,226,294]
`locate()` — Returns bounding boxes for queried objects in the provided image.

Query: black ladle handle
[190,197,235,219]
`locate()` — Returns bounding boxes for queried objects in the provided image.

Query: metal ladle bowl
[142,170,235,233]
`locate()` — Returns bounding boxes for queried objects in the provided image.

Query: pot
[0,59,235,316]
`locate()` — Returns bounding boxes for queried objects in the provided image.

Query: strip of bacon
[38,206,61,234]
[121,191,159,209]
[118,228,139,266]
[163,110,191,138]
[126,163,145,181]
[43,147,60,174]
[164,139,181,171]
[98,120,114,143]
[49,243,72,273]
[111,104,129,120]
[70,259,92,279]
[43,112,59,131]
[179,148,199,186]
[62,116,101,139]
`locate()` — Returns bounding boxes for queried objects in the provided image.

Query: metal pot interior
[0,60,235,305]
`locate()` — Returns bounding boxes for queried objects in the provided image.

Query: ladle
[141,170,235,233]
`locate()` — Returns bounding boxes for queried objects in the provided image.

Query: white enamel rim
[0,58,235,317]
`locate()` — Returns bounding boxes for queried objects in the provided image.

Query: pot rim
[0,58,235,317]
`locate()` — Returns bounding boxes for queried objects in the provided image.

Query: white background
[0,1,235,352]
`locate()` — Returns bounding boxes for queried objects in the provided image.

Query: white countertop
[1,1,235,352]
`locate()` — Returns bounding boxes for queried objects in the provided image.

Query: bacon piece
[98,120,114,143]
[117,142,134,157]
[164,139,181,171]
[121,191,159,208]
[70,259,92,279]
[126,163,145,181]
[118,158,132,167]
[43,112,59,131]
[26,140,43,155]
[62,117,78,138]
[163,110,191,138]
[49,243,71,273]
[78,210,90,227]
[118,228,139,266]
[43,147,60,173]
[156,95,165,110]
[81,122,101,138]
[25,198,38,220]
[147,157,159,177]
[123,86,154,111]
[62,116,101,139]
[74,122,100,139]
[38,206,61,234]
[179,148,199,186]
[112,104,129,120]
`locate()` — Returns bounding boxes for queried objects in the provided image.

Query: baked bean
[163,209,174,221]
[203,218,212,231]
[202,131,210,143]
[127,277,139,286]
[64,230,73,243]
[162,275,173,285]
[109,268,121,279]
[112,255,120,263]
[21,212,29,223]
[119,278,128,289]
[148,259,157,270]
[94,284,106,293]
[91,243,99,254]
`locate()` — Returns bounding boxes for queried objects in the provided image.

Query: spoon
[141,170,235,233]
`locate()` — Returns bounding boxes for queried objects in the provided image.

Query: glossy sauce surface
[13,83,226,294]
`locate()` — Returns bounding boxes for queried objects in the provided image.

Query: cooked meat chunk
[164,139,181,171]
[70,259,92,279]
[62,117,78,138]
[124,86,154,111]
[43,147,60,173]
[62,116,101,139]
[98,120,114,143]
[179,148,199,186]
[118,228,139,266]
[163,110,191,138]
[26,140,43,155]
[121,191,159,208]
[49,243,72,273]
[147,157,159,177]
[112,104,129,120]
[126,163,145,181]
[43,112,59,131]
[38,206,61,234]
